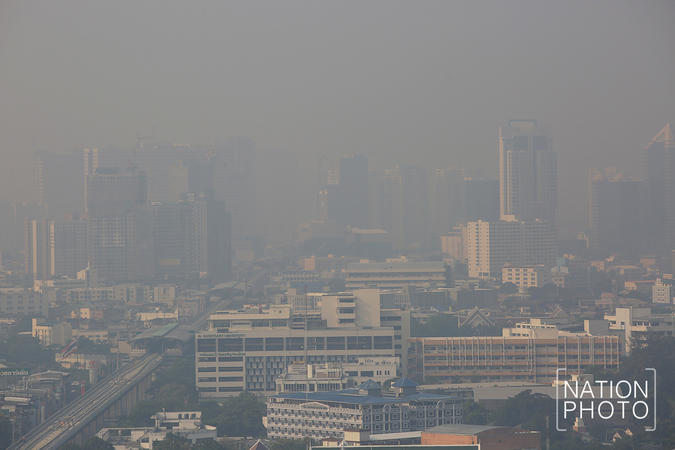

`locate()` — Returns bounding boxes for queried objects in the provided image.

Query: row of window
[198,336,394,352]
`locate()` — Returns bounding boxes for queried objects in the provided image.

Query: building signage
[0,368,30,377]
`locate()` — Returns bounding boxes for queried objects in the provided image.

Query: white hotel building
[266,378,463,441]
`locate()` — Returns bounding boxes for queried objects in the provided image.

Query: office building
[644,124,675,254]
[380,166,430,251]
[589,170,645,255]
[467,219,556,278]
[407,324,621,384]
[266,378,463,440]
[345,262,452,290]
[499,120,557,234]
[34,150,85,217]
[85,168,149,282]
[195,290,410,397]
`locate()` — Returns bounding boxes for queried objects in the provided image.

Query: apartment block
[467,218,556,279]
[501,264,550,290]
[652,278,674,304]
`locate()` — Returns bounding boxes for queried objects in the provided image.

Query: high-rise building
[431,168,499,252]
[24,214,88,282]
[84,137,255,240]
[153,191,231,283]
[317,156,369,229]
[644,124,675,254]
[431,167,464,242]
[13,203,48,257]
[463,178,499,222]
[589,170,645,256]
[467,218,556,278]
[85,168,148,282]
[34,150,85,217]
[499,120,557,234]
[380,166,429,250]
[337,155,369,228]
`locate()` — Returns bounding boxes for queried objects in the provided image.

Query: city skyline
[0,1,673,238]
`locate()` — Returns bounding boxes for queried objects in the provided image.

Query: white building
[605,307,675,354]
[32,318,72,347]
[345,262,452,289]
[467,218,556,279]
[501,264,550,290]
[266,378,463,441]
[0,289,47,317]
[96,411,216,449]
[195,290,410,397]
[652,278,674,304]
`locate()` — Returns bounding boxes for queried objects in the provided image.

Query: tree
[462,400,488,425]
[499,282,518,294]
[83,436,115,450]
[207,391,266,437]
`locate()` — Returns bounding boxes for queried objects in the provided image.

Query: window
[219,356,243,362]
[375,336,392,349]
[198,367,216,372]
[219,386,243,392]
[219,377,243,382]
[266,337,284,351]
[198,387,216,392]
[198,377,216,382]
[327,337,345,350]
[197,339,216,353]
[245,338,264,351]
[219,367,243,372]
[218,338,243,352]
[286,337,304,351]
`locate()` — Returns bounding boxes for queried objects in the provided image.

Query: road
[7,296,233,450]
[8,353,163,450]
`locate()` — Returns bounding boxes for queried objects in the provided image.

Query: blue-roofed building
[265,379,463,441]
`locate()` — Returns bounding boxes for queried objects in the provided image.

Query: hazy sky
[1,0,674,236]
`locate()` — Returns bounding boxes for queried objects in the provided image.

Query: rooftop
[424,423,535,436]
